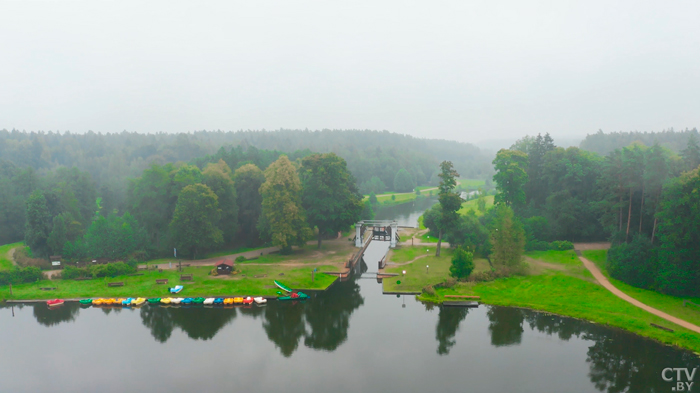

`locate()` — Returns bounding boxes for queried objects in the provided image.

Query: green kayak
[193,297,205,304]
[147,298,161,304]
[274,280,293,293]
[278,292,309,301]
[79,299,93,305]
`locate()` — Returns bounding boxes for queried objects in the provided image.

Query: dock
[443,301,479,308]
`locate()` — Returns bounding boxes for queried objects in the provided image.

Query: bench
[107,282,124,287]
[39,287,57,291]
[156,279,169,284]
[180,274,193,281]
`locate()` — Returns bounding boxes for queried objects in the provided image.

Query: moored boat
[47,299,64,307]
[79,299,93,305]
[132,298,146,306]
[122,298,133,306]
[193,297,205,304]
[233,297,243,304]
[223,297,234,305]
[253,297,267,305]
[203,298,215,305]
[171,297,183,305]
[92,298,105,306]
[242,297,253,305]
[213,298,224,305]
[160,297,172,304]
[181,298,193,305]
[274,280,293,293]
[147,298,161,304]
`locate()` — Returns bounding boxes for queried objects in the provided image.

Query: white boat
[203,298,215,305]
[171,298,183,305]
[253,297,267,305]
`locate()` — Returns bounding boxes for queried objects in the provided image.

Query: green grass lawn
[203,245,267,259]
[382,246,491,293]
[0,264,339,301]
[419,232,439,243]
[457,195,494,216]
[426,273,700,352]
[526,249,580,266]
[582,249,700,328]
[456,178,485,188]
[0,242,22,271]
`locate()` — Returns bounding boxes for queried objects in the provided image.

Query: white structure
[354,220,399,248]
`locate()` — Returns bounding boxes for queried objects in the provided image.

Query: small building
[215,260,234,275]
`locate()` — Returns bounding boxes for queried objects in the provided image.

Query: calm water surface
[1,204,698,392]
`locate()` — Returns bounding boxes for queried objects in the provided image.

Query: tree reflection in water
[33,303,80,327]
[487,306,524,347]
[303,279,364,351]
[140,306,237,342]
[435,306,469,355]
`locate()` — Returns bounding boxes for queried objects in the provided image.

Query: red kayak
[47,299,65,307]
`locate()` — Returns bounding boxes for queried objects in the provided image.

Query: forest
[424,131,700,297]
[579,128,699,156]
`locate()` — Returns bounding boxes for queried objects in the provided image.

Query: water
[374,196,438,227]
[1,241,697,393]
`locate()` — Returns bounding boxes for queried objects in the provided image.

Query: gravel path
[575,244,700,334]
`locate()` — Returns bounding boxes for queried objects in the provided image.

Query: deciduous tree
[169,184,223,259]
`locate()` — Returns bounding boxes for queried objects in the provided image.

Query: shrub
[422,285,436,296]
[442,277,457,288]
[449,247,475,279]
[607,236,656,289]
[0,266,45,285]
[61,266,91,280]
[526,240,550,251]
[90,262,136,278]
[235,256,246,263]
[550,240,574,251]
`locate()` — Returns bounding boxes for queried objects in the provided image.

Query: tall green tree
[233,163,266,246]
[128,163,176,246]
[300,153,363,249]
[359,176,387,195]
[490,205,525,267]
[393,168,415,192]
[203,160,238,244]
[259,155,312,253]
[436,161,461,256]
[644,144,669,242]
[169,184,223,259]
[681,133,700,171]
[493,149,529,212]
[24,190,52,257]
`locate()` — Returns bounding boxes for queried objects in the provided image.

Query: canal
[0,201,697,392]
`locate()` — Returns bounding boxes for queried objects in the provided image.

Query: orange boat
[223,298,234,305]
[233,297,243,304]
[47,299,64,307]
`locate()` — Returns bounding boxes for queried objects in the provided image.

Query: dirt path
[386,254,430,267]
[575,244,700,334]
[8,247,17,266]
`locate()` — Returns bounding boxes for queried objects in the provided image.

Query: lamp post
[426,265,429,274]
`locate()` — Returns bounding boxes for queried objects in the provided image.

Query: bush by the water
[449,247,474,279]
[60,262,136,279]
[0,266,45,285]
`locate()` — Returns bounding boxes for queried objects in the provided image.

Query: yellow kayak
[160,297,172,304]
[233,297,243,304]
[92,298,105,306]
[104,299,115,306]
[223,297,234,305]
[116,298,127,306]
[132,298,146,306]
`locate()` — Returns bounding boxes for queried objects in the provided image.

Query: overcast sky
[1,1,698,144]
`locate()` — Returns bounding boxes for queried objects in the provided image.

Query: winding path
[575,244,700,334]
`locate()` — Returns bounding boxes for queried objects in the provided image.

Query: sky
[1,1,699,145]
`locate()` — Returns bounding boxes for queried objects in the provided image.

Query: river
[1,201,698,392]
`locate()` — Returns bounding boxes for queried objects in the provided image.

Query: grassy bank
[581,249,700,328]
[407,248,700,352]
[0,242,21,271]
[382,246,490,293]
[457,195,494,216]
[0,263,340,301]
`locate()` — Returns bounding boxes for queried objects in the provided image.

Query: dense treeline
[10,143,363,263]
[0,129,493,211]
[499,132,700,296]
[579,128,699,156]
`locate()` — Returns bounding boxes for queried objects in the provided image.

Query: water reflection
[435,307,469,355]
[303,279,364,351]
[487,306,524,347]
[139,306,237,342]
[33,303,80,327]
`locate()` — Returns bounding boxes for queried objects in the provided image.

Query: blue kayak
[181,298,193,305]
[122,298,133,306]
[169,285,183,294]
[213,298,224,305]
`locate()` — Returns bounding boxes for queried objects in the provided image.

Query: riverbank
[406,248,700,352]
[0,240,355,301]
